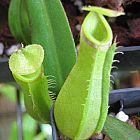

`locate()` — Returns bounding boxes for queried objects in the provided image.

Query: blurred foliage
[0,84,53,140]
[9,114,37,140]
[0,84,16,102]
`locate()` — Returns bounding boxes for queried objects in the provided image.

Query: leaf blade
[24,0,77,93]
[103,116,140,140]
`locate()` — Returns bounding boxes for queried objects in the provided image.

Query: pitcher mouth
[81,12,113,48]
[9,44,44,76]
[13,66,42,83]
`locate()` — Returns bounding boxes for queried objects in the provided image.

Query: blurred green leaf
[103,116,140,140]
[0,84,16,102]
[34,133,45,140]
[9,114,37,140]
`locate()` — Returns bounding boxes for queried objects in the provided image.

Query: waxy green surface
[9,45,52,123]
[54,8,117,139]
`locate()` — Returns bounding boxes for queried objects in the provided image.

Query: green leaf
[9,115,37,140]
[9,0,77,93]
[8,0,30,44]
[26,0,77,93]
[103,116,140,140]
[0,84,16,102]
